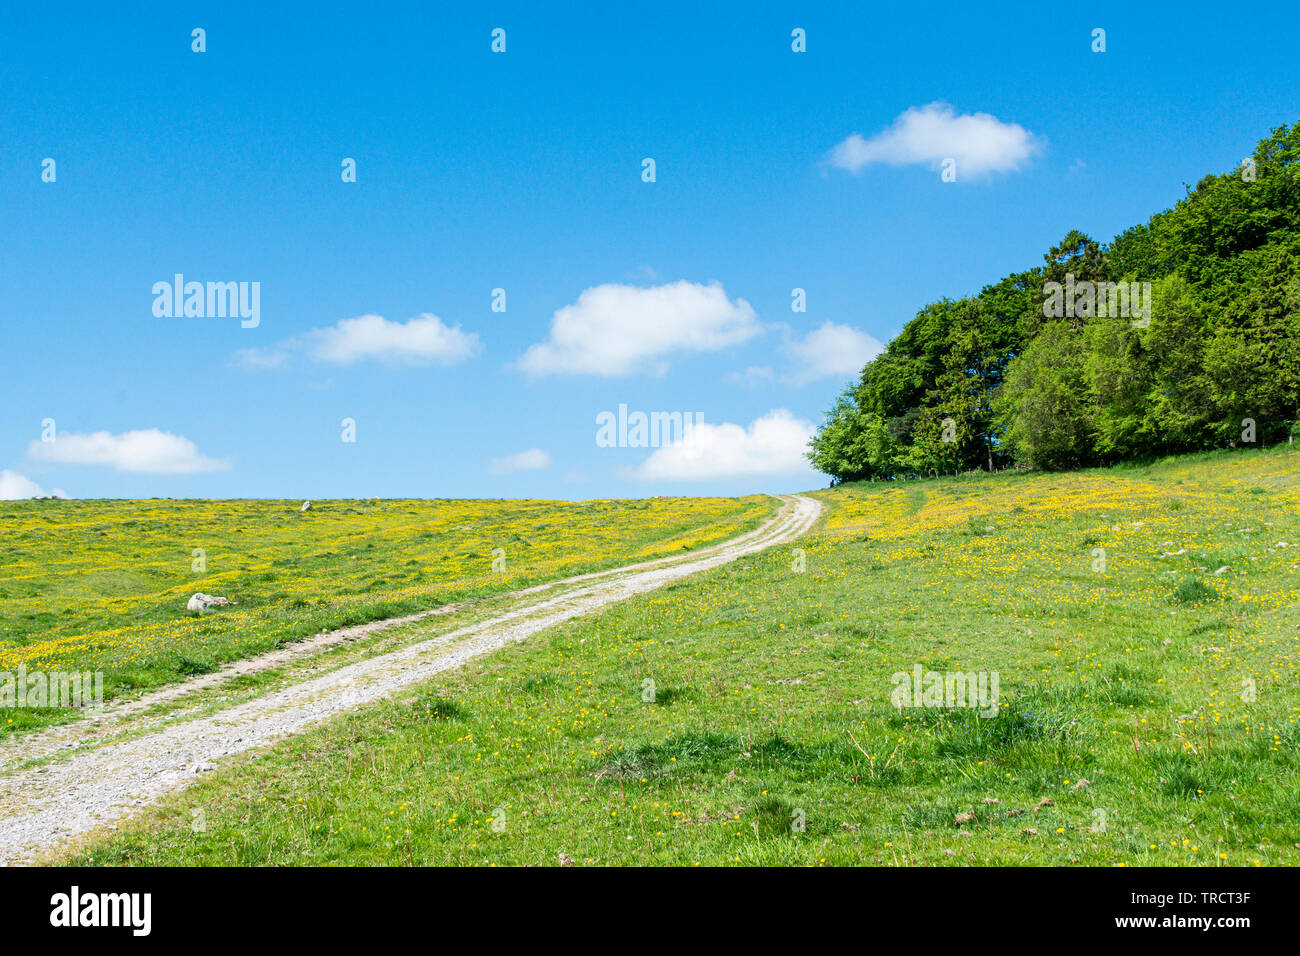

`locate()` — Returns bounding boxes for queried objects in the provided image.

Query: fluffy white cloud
[27,429,230,475]
[0,470,66,499]
[785,322,885,383]
[632,409,817,481]
[235,313,479,369]
[516,281,760,377]
[487,448,552,475]
[727,324,884,386]
[828,102,1042,177]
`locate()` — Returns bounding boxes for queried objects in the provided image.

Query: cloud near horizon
[27,429,230,475]
[487,448,552,475]
[0,469,67,499]
[828,102,1042,177]
[235,313,480,370]
[631,409,817,481]
[515,281,760,377]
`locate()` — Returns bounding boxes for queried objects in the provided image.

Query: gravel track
[0,493,820,865]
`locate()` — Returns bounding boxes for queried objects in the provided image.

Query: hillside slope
[62,448,1300,867]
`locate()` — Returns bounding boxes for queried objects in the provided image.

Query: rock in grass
[187,593,232,613]
[300,500,312,512]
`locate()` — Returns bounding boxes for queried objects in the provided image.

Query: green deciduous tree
[808,121,1300,483]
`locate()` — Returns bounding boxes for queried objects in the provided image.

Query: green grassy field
[0,495,772,736]
[57,447,1300,866]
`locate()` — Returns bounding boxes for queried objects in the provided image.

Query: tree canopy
[809,122,1300,482]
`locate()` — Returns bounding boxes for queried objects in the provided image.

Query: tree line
[808,122,1300,481]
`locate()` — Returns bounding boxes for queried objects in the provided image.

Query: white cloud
[727,324,883,386]
[726,365,776,387]
[827,102,1042,177]
[0,470,66,499]
[516,281,760,377]
[632,409,817,481]
[27,429,230,475]
[232,346,291,370]
[235,313,479,369]
[487,448,552,475]
[785,322,885,384]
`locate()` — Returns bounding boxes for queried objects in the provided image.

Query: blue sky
[3,1,1298,500]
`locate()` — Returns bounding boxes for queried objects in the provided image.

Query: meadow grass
[58,447,1300,866]
[0,495,772,735]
